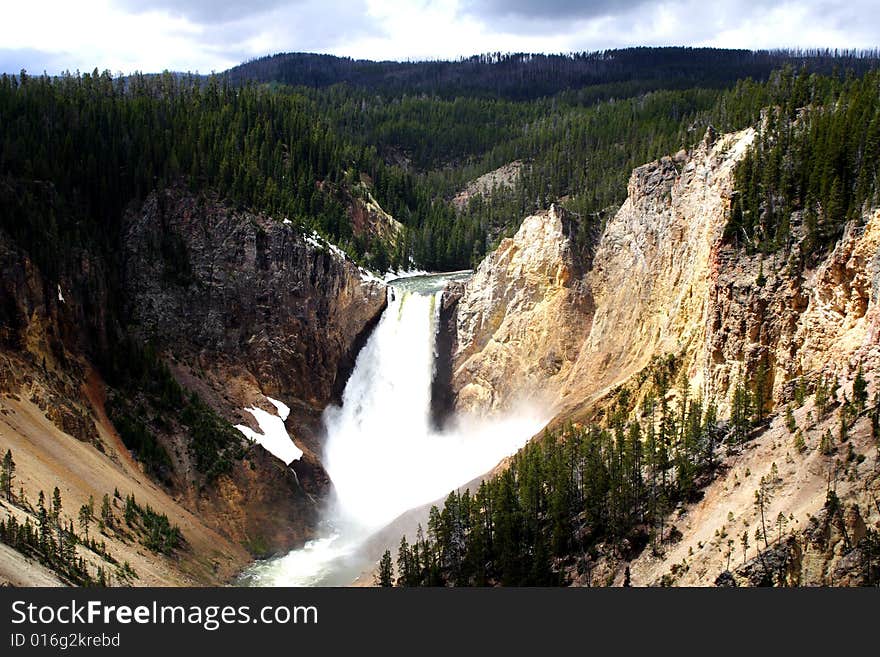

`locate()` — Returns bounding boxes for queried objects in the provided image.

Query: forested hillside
[227,48,879,101]
[379,64,880,587]
[3,46,880,588]
[4,49,880,277]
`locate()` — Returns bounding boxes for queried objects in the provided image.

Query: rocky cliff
[0,186,388,584]
[122,188,387,448]
[448,127,880,585]
[448,204,593,415]
[448,129,757,417]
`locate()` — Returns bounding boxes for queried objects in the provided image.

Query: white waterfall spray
[242,272,548,586]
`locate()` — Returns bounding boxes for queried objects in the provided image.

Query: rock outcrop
[449,128,880,586]
[449,129,757,419]
[562,129,755,415]
[122,188,387,446]
[448,204,592,414]
[1,186,389,583]
[451,126,880,424]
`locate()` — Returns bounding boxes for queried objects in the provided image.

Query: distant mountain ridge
[225,47,880,100]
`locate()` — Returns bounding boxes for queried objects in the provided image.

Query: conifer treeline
[0,453,179,586]
[3,58,879,274]
[227,48,880,102]
[0,71,366,272]
[727,68,880,258]
[392,358,724,586]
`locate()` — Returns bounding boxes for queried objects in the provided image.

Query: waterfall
[242,272,548,586]
[322,286,444,528]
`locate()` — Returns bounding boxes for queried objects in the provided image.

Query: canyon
[2,124,878,586]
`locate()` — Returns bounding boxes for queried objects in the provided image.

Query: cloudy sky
[1,0,877,75]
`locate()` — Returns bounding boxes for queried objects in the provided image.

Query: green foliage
[793,429,807,454]
[815,374,830,417]
[730,377,752,445]
[820,429,835,455]
[3,58,880,278]
[229,48,880,102]
[0,484,122,586]
[852,364,868,414]
[1,450,14,501]
[123,494,182,554]
[785,405,797,433]
[727,68,880,258]
[794,378,808,407]
[391,369,722,586]
[107,403,173,483]
[179,392,246,481]
[105,340,244,482]
[376,549,394,587]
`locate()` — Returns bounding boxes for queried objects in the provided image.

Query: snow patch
[282,218,292,225]
[235,400,302,465]
[304,230,347,262]
[57,285,65,303]
[266,396,290,421]
[382,268,429,283]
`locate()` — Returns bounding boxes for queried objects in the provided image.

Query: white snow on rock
[382,268,429,283]
[57,285,65,303]
[235,398,302,465]
[266,396,290,421]
[305,230,346,262]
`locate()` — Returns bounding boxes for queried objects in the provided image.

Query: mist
[242,273,548,586]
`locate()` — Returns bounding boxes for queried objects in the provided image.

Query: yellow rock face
[454,126,879,428]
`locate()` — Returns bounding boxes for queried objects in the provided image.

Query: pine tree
[754,476,773,551]
[78,504,92,540]
[376,549,394,587]
[793,430,806,453]
[820,429,835,455]
[752,356,770,425]
[815,375,829,417]
[785,405,797,433]
[124,494,137,525]
[731,377,752,445]
[853,364,868,413]
[52,486,62,523]
[0,450,14,501]
[101,493,113,529]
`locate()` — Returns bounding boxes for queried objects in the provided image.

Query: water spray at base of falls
[242,272,549,586]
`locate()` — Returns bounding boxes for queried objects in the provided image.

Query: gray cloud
[3,1,878,76]
[115,0,295,24]
[459,0,880,47]
[461,0,650,21]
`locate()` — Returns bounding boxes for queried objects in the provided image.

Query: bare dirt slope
[0,542,64,587]
[0,389,250,586]
[630,394,879,586]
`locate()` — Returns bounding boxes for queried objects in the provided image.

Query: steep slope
[444,127,880,586]
[566,129,754,409]
[448,204,592,415]
[448,128,756,417]
[0,188,387,584]
[122,188,386,449]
